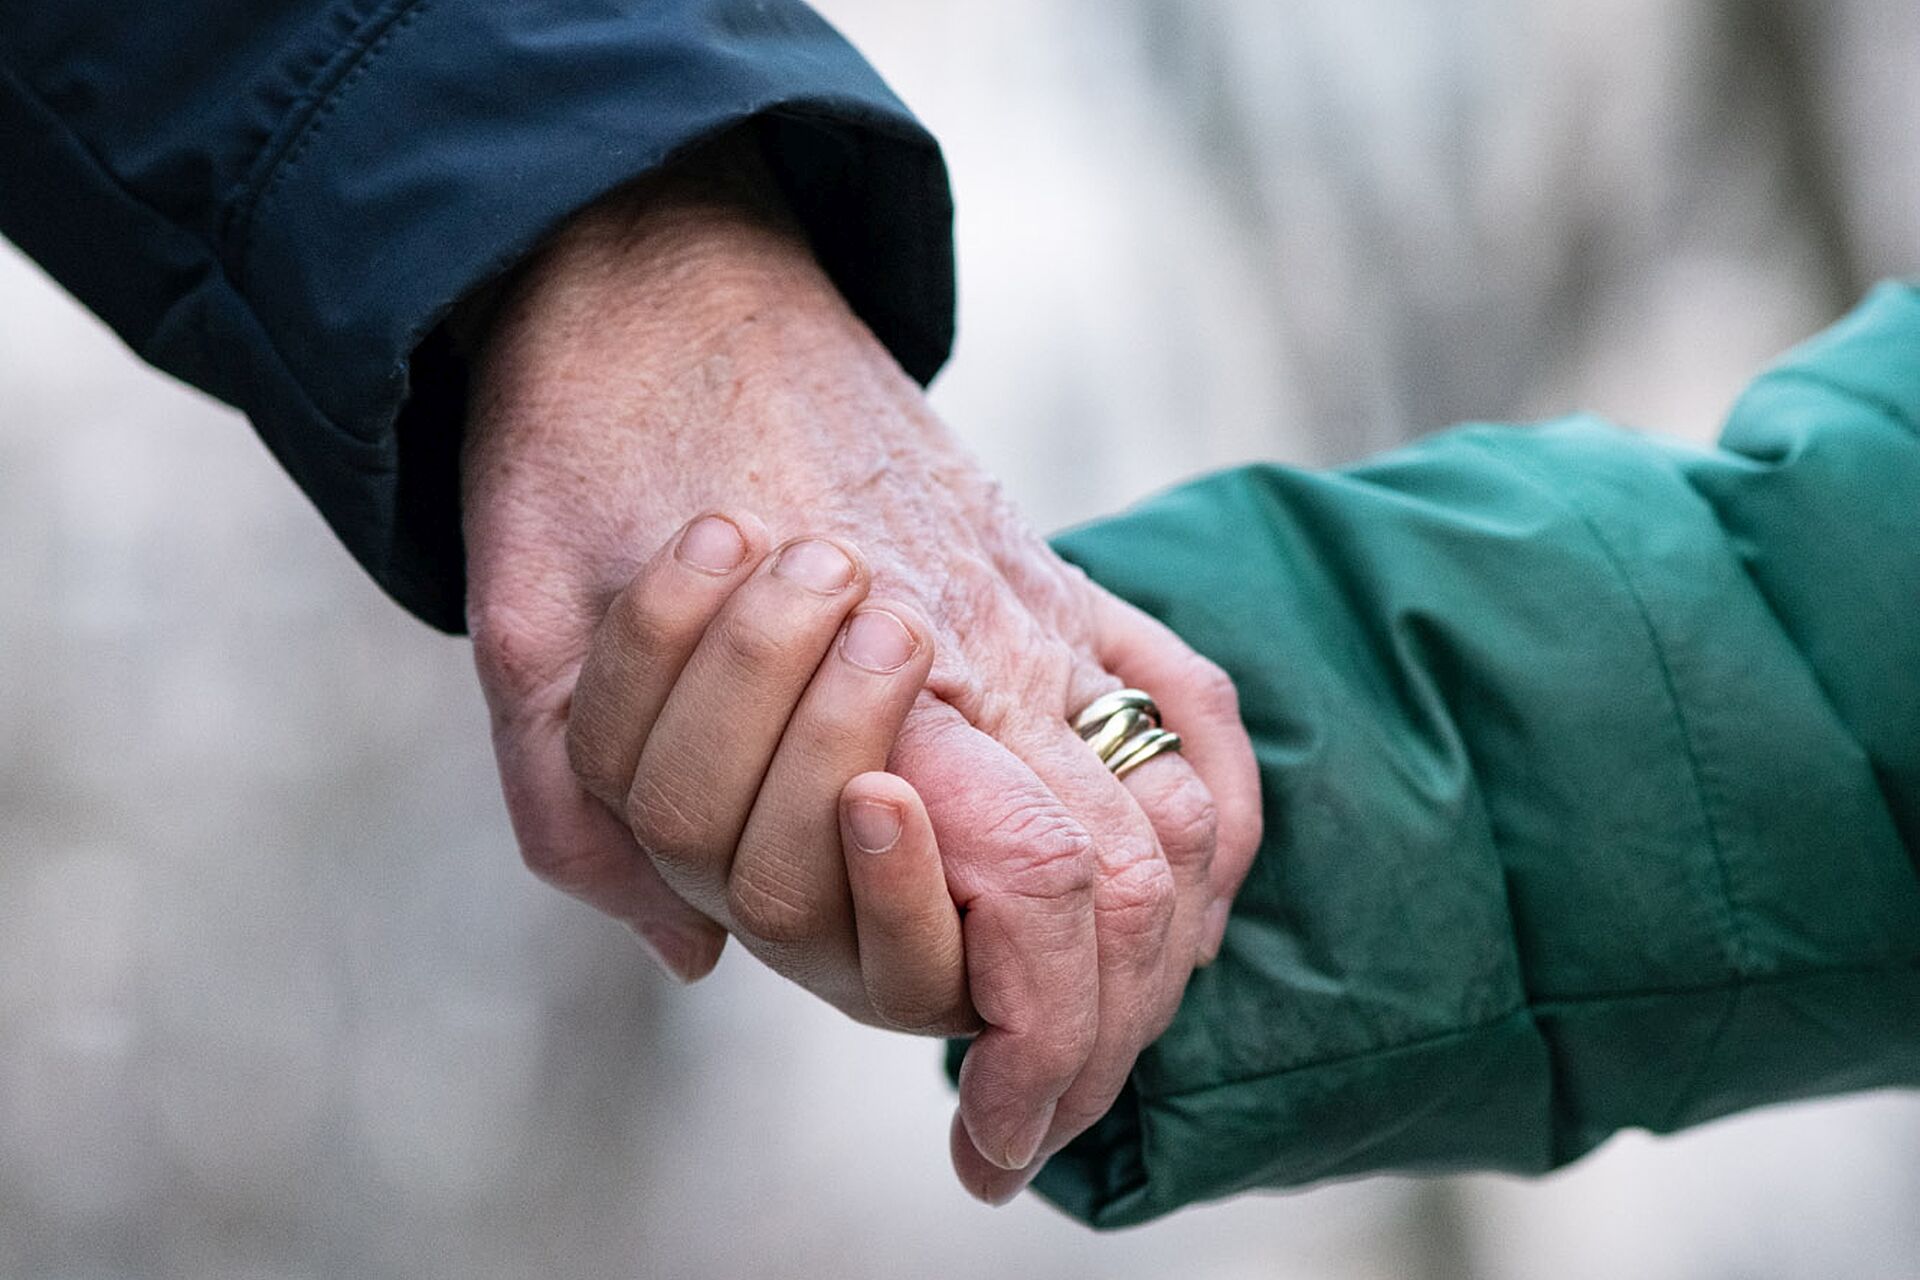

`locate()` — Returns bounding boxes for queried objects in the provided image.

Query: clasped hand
[460,167,1260,1203]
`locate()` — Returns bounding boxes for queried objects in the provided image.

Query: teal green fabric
[1021,282,1920,1226]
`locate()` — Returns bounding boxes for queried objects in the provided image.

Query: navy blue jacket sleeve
[0,0,955,630]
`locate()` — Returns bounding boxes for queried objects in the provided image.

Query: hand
[459,136,1262,1200]
[565,509,975,1033]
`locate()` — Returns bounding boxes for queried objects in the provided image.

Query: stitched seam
[219,0,424,257]
[230,0,435,292]
[1476,432,1757,978]
[1142,957,1920,1104]
[0,56,381,462]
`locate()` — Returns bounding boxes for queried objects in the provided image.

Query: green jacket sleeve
[1030,281,1920,1226]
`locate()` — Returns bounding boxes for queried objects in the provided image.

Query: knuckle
[872,988,975,1038]
[983,1026,1093,1099]
[792,698,874,761]
[563,717,624,808]
[937,612,1075,733]
[1030,638,1080,694]
[602,578,676,659]
[713,608,790,674]
[1018,641,1080,712]
[469,604,572,709]
[1052,1079,1129,1138]
[1183,655,1242,726]
[623,768,709,869]
[1034,1008,1100,1080]
[1153,773,1220,865]
[931,1008,987,1038]
[982,800,1096,901]
[1094,855,1178,945]
[726,863,829,944]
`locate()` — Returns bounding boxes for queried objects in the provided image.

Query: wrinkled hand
[460,144,1261,1201]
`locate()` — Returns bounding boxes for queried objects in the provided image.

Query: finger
[627,536,869,917]
[1094,591,1262,961]
[1064,662,1220,974]
[953,632,1233,1203]
[949,1110,1026,1208]
[960,690,1181,1197]
[726,601,933,968]
[840,771,977,1036]
[566,511,773,810]
[893,701,1099,1172]
[954,655,1231,1203]
[1119,751,1220,968]
[492,705,728,980]
[947,654,1216,1203]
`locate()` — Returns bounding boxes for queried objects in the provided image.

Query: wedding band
[1071,687,1183,778]
[1108,727,1182,778]
[1071,689,1159,738]
[1082,705,1147,763]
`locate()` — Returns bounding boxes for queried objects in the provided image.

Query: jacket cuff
[225,0,954,630]
[996,290,1920,1223]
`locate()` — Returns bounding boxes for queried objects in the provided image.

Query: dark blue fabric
[0,0,955,629]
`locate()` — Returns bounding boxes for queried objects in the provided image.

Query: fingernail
[979,1102,1052,1172]
[1003,1126,1046,1172]
[773,539,855,593]
[846,800,902,854]
[677,515,747,575]
[841,608,917,673]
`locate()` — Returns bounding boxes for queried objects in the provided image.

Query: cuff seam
[223,0,436,294]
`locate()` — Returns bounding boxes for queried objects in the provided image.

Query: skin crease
[459,139,1262,1202]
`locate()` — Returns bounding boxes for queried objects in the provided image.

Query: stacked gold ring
[1071,688,1183,779]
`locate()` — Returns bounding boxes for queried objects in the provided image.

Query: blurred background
[3,0,1918,1275]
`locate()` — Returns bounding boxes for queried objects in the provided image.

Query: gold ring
[1071,687,1183,777]
[1083,706,1147,763]
[1109,728,1183,778]
[1071,689,1159,738]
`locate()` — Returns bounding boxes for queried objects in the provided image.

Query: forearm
[1025,285,1920,1226]
[2,0,953,630]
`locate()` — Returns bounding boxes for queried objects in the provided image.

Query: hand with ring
[559,510,1246,1201]
[463,158,1263,1202]
[569,515,1188,1038]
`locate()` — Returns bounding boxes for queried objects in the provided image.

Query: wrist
[477,127,835,359]
[448,126,795,357]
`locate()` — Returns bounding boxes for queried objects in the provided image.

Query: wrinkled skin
[460,150,1261,1202]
